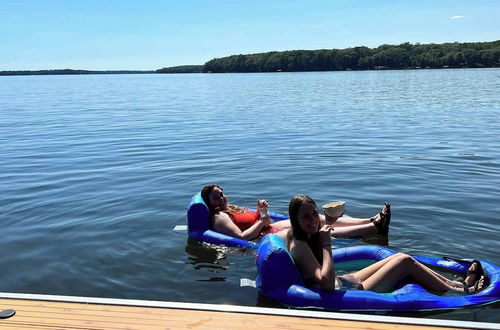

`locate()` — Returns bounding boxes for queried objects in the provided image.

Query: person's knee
[399,253,417,265]
[395,253,415,265]
[392,252,409,261]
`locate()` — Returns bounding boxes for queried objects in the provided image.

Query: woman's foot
[371,203,391,235]
[463,260,488,293]
[464,275,487,294]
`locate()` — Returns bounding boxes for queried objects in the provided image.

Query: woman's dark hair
[288,194,323,264]
[200,184,244,215]
[201,184,221,213]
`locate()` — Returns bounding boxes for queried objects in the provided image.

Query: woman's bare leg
[321,214,372,226]
[348,253,462,290]
[320,215,379,236]
[333,217,372,226]
[323,203,388,226]
[270,220,291,229]
[330,223,378,237]
[348,253,406,281]
[320,203,389,236]
[358,254,462,293]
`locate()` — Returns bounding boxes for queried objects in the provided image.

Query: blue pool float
[256,234,500,312]
[187,192,288,249]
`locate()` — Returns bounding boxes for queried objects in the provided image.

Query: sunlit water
[1,69,499,322]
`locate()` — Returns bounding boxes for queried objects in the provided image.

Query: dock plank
[1,298,472,330]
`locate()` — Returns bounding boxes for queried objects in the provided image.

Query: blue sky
[1,0,499,71]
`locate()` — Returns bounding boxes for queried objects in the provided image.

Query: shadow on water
[361,234,389,247]
[184,237,230,283]
[184,237,256,283]
[185,237,229,270]
[256,292,287,309]
[331,235,389,248]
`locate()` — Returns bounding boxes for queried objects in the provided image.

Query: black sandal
[372,203,391,235]
[0,309,15,319]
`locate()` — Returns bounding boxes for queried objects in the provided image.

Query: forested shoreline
[156,65,203,73]
[2,41,499,76]
[203,40,500,73]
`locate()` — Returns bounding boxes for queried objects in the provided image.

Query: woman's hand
[257,199,270,208]
[257,200,270,224]
[324,214,339,225]
[260,216,272,226]
[319,225,334,245]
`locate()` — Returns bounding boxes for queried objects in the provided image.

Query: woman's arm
[213,212,271,240]
[290,227,335,291]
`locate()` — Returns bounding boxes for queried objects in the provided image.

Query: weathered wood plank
[1,298,469,330]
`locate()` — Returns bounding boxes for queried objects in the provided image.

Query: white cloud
[450,15,464,20]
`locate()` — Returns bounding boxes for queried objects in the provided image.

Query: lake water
[1,69,499,323]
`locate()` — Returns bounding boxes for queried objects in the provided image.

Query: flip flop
[0,309,15,319]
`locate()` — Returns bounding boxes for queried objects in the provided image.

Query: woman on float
[200,184,391,241]
[283,194,488,293]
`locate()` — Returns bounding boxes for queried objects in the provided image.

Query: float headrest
[187,192,211,234]
[256,234,303,292]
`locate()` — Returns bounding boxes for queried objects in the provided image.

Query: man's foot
[371,203,391,235]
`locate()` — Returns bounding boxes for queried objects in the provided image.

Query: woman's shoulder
[289,238,309,254]
[213,211,232,222]
[289,239,316,269]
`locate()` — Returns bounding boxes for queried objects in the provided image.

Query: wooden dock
[1,292,498,329]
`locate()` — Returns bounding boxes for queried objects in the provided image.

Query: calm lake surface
[1,69,499,323]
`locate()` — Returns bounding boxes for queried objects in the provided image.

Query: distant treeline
[156,65,203,73]
[0,69,154,76]
[3,41,499,76]
[203,40,500,73]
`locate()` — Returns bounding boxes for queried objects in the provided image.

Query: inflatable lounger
[256,234,500,313]
[187,192,288,249]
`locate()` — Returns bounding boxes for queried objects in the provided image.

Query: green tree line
[156,65,203,73]
[203,40,500,73]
